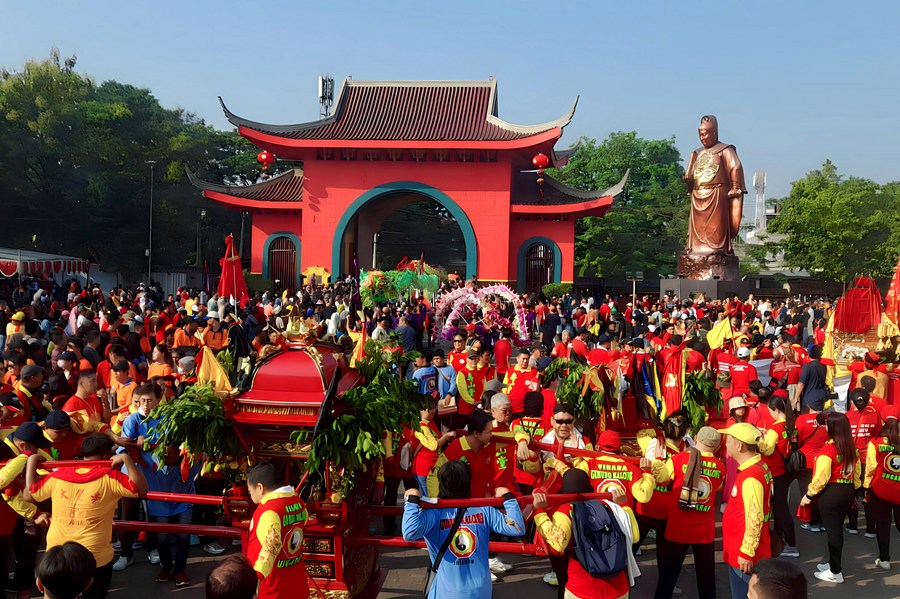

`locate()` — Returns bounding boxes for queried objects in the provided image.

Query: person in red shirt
[719,422,773,596]
[859,376,888,415]
[799,412,861,583]
[846,388,880,536]
[730,348,755,398]
[863,405,900,569]
[245,463,311,599]
[570,328,591,364]
[488,394,516,499]
[756,336,775,360]
[502,350,539,414]
[455,350,485,418]
[492,328,513,381]
[427,410,495,499]
[587,334,613,366]
[408,403,455,496]
[447,333,468,372]
[534,469,636,599]
[511,392,546,495]
[476,348,495,384]
[652,426,724,599]
[758,395,798,557]
[551,329,572,360]
[795,409,829,532]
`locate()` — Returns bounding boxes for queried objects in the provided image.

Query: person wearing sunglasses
[447,335,468,372]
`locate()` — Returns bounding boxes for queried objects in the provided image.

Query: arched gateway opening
[333,182,477,279]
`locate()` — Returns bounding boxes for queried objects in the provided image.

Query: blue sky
[3,0,899,203]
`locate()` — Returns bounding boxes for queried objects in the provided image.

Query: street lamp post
[145,160,157,283]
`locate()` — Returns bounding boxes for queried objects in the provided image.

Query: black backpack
[571,500,629,578]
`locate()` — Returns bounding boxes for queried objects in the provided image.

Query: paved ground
[102,481,900,598]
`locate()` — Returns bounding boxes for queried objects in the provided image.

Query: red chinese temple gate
[190,79,626,291]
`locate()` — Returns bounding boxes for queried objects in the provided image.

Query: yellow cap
[718,422,761,446]
[11,311,25,321]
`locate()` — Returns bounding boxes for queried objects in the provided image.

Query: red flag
[885,254,900,327]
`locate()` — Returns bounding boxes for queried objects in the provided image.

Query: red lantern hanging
[532,153,550,198]
[257,150,275,171]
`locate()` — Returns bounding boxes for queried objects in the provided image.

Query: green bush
[541,283,572,298]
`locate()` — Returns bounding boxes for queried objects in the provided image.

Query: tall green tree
[0,50,256,278]
[550,132,688,278]
[768,161,899,281]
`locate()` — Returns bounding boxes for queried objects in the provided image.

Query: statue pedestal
[676,252,740,281]
[661,252,750,300]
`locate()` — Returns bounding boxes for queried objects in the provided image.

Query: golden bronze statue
[683,115,746,255]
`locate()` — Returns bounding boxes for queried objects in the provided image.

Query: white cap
[207,311,220,320]
[647,325,656,332]
[737,347,752,358]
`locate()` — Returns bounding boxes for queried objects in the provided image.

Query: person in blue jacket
[402,460,525,598]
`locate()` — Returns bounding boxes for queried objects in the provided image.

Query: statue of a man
[683,115,746,255]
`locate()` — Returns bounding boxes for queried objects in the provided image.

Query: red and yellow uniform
[30,464,139,566]
[455,364,484,417]
[638,439,680,520]
[61,394,108,435]
[864,436,900,503]
[808,441,861,492]
[721,455,772,568]
[408,420,441,478]
[759,419,790,477]
[654,450,724,544]
[848,405,881,461]
[489,424,515,491]
[502,366,538,414]
[428,436,494,499]
[511,416,546,488]
[246,488,310,599]
[534,502,638,599]
[574,455,655,508]
[447,350,467,372]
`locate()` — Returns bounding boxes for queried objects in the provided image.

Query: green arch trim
[262,232,302,287]
[516,236,562,293]
[331,181,478,279]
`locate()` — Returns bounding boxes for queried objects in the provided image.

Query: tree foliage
[0,50,259,278]
[768,161,900,281]
[549,132,688,278]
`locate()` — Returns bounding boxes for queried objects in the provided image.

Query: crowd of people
[1,273,898,599]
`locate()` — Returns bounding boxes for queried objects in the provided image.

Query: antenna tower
[753,171,766,235]
[318,75,334,118]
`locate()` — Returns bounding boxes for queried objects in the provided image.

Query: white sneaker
[875,559,891,570]
[542,571,558,586]
[845,527,859,535]
[488,557,512,574]
[817,563,831,572]
[112,556,133,571]
[647,528,657,539]
[148,549,160,565]
[779,546,800,558]
[203,543,226,555]
[814,569,844,583]
[490,572,498,582]
[866,532,877,538]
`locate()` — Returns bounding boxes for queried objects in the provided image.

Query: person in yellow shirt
[25,433,148,599]
[2,423,51,599]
